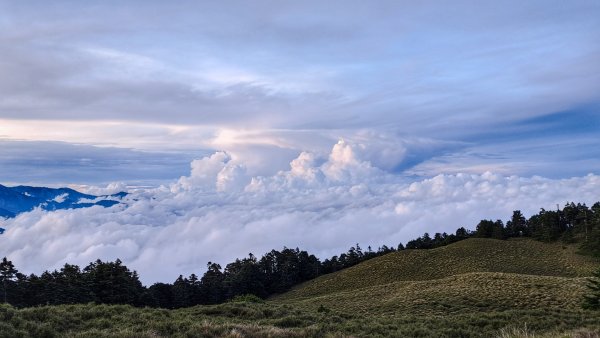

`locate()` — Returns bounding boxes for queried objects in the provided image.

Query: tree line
[404,202,600,255]
[0,245,395,309]
[1,201,599,309]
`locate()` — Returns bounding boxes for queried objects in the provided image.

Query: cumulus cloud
[74,182,129,196]
[173,151,249,193]
[1,141,599,284]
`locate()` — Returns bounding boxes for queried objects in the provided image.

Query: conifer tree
[0,257,17,303]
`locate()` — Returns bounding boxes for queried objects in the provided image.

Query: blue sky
[1,1,599,186]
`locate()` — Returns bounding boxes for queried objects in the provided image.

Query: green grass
[1,302,599,337]
[0,302,317,337]
[2,238,599,337]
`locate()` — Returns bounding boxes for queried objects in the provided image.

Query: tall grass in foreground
[1,302,600,337]
[497,325,600,338]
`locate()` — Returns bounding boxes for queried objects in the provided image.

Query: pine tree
[583,268,600,310]
[507,210,528,237]
[0,257,18,303]
[201,262,225,304]
[83,259,144,305]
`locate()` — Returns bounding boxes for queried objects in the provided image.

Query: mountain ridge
[0,183,126,219]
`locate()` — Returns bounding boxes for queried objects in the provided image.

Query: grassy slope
[275,272,589,315]
[276,238,598,300]
[268,238,600,337]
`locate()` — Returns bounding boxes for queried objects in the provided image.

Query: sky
[0,1,599,283]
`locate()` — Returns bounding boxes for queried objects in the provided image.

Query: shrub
[230,294,264,304]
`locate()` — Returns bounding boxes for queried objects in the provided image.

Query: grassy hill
[1,238,599,337]
[275,238,598,300]
[275,272,589,315]
[267,238,600,337]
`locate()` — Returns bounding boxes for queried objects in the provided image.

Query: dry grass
[276,238,598,300]
[497,325,600,338]
[267,238,600,336]
[276,272,590,317]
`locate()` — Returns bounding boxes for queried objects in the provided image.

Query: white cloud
[73,182,128,196]
[174,151,249,193]
[52,193,68,203]
[321,139,373,182]
[1,141,599,284]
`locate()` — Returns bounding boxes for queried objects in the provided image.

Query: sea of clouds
[1,139,599,284]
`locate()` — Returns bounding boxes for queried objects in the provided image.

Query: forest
[1,201,599,309]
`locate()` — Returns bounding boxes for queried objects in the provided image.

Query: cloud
[1,141,598,284]
[176,152,248,192]
[74,182,129,196]
[0,140,206,186]
[1,1,599,184]
[1,1,598,131]
[408,133,600,179]
[0,128,468,185]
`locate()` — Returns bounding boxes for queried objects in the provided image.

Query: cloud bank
[1,141,598,283]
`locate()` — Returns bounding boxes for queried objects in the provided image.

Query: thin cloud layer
[0,140,205,186]
[1,141,598,283]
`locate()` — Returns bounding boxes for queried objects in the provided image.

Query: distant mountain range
[0,184,126,219]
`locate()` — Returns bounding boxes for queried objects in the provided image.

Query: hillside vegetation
[1,238,600,337]
[276,272,589,315]
[1,296,600,338]
[267,238,600,337]
[276,238,598,300]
